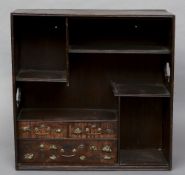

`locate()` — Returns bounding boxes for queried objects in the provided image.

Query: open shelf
[120,149,168,167]
[16,70,67,82]
[17,108,117,121]
[112,82,170,97]
[69,41,170,54]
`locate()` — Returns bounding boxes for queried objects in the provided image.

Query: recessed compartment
[68,17,172,54]
[119,97,171,168]
[13,16,67,82]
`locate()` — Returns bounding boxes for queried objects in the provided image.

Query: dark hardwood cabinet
[11,9,175,170]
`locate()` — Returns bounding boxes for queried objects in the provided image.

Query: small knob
[60,148,64,153]
[55,128,62,133]
[39,143,45,149]
[24,153,34,160]
[134,24,139,29]
[49,155,57,160]
[79,155,86,160]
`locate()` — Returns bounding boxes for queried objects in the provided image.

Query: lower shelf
[18,108,117,121]
[16,163,169,171]
[120,149,168,167]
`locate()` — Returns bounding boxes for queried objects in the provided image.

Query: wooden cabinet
[11,9,175,170]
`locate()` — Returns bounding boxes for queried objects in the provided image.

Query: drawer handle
[34,124,50,135]
[103,155,112,160]
[60,148,77,153]
[61,154,76,158]
[60,148,76,157]
[102,145,112,152]
[21,126,30,132]
[24,153,34,160]
[49,154,57,160]
[60,144,85,157]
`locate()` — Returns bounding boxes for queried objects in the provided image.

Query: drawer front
[18,121,117,139]
[18,140,117,165]
[17,121,67,139]
[69,122,117,139]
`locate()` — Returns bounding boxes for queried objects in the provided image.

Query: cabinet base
[16,163,170,171]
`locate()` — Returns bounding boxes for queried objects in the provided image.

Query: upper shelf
[69,40,171,54]
[111,82,170,97]
[16,70,67,83]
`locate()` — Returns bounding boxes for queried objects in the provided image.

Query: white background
[0,0,185,175]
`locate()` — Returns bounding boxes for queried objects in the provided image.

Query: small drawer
[17,121,67,139]
[18,140,117,165]
[69,122,117,139]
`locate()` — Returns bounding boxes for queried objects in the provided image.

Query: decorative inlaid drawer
[18,121,117,139]
[17,121,67,139]
[69,122,117,139]
[18,140,117,165]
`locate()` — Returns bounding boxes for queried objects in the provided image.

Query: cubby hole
[16,81,117,122]
[105,54,170,97]
[68,17,172,54]
[13,16,67,82]
[119,97,171,168]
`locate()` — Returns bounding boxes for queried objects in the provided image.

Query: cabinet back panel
[69,17,172,48]
[20,54,165,109]
[120,98,164,149]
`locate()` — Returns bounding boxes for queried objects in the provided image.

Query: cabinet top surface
[12,9,174,17]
